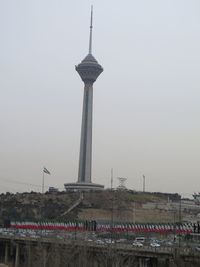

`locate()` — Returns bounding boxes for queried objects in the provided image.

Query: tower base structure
[64,182,104,192]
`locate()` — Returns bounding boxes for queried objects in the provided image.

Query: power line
[0,177,64,191]
[0,177,41,188]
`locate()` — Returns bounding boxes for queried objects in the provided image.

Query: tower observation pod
[64,7,104,191]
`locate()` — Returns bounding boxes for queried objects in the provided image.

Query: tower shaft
[78,82,93,183]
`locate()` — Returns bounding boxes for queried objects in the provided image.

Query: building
[64,7,104,191]
[48,187,59,193]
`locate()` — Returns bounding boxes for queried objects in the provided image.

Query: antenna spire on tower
[89,5,93,54]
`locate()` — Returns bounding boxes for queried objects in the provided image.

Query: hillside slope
[0,190,194,225]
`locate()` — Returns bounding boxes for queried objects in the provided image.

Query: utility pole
[111,168,113,190]
[173,209,176,242]
[110,168,114,243]
[143,175,145,192]
[178,197,182,248]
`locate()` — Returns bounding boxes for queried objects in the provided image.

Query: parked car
[134,237,145,243]
[105,238,115,244]
[150,242,160,248]
[95,239,104,244]
[165,241,173,246]
[195,246,200,252]
[132,241,143,247]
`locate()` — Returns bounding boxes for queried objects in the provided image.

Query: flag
[43,167,51,175]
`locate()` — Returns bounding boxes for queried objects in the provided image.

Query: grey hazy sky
[0,0,200,197]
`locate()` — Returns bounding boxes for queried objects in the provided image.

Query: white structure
[117,177,127,190]
[65,7,104,191]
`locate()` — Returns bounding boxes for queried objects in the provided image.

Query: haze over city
[0,0,199,197]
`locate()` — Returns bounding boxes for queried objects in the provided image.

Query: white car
[195,246,200,252]
[105,238,115,244]
[165,241,173,246]
[132,241,143,247]
[150,242,160,248]
[135,237,145,243]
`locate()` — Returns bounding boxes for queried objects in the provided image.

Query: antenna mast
[117,177,127,190]
[89,5,93,54]
[111,168,113,190]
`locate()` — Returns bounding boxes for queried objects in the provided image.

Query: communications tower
[65,7,104,191]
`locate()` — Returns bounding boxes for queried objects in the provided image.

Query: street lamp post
[178,197,182,248]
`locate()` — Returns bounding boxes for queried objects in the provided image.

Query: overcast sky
[0,0,200,197]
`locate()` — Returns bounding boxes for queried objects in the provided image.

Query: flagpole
[42,167,51,193]
[42,168,44,194]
